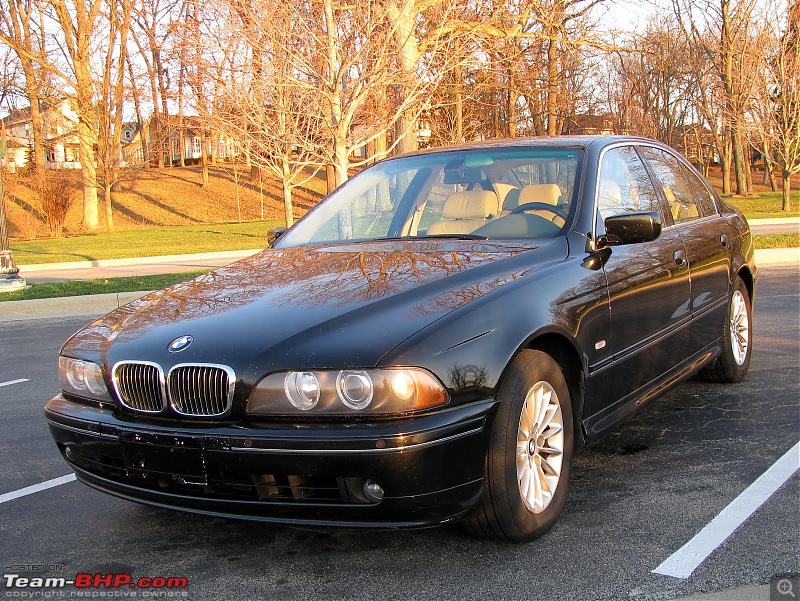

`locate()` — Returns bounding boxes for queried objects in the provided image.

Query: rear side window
[596,146,664,222]
[681,166,719,217]
[639,147,702,224]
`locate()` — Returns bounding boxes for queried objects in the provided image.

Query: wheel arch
[736,266,755,301]
[502,331,587,449]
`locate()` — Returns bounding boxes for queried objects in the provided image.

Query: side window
[682,165,719,217]
[640,147,702,224]
[597,146,664,222]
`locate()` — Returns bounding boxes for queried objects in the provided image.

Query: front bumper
[45,396,497,528]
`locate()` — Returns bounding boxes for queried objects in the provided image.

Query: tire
[464,349,574,541]
[700,277,752,383]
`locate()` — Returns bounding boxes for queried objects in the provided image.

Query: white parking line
[0,474,77,505]
[0,378,30,388]
[653,441,800,579]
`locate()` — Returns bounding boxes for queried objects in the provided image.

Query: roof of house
[1,107,32,126]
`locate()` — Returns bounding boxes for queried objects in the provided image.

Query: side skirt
[581,341,721,440]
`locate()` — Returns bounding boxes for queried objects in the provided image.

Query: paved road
[0,266,797,601]
[19,251,260,284]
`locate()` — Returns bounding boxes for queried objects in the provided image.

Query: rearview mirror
[266,227,287,248]
[603,211,662,245]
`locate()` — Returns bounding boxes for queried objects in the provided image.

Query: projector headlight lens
[248,368,448,416]
[59,356,112,403]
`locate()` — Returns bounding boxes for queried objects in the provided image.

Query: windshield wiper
[373,234,488,241]
[424,233,488,240]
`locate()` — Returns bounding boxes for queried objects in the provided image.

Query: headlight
[59,356,113,403]
[248,368,447,416]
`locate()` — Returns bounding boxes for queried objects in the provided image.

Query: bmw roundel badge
[168,335,194,353]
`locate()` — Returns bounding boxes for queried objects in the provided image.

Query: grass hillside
[4,164,327,240]
[3,163,797,244]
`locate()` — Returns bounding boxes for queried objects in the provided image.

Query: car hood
[63,239,565,379]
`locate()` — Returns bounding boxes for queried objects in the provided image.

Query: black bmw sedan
[45,136,757,541]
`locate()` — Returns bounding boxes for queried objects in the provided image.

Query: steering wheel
[509,201,568,221]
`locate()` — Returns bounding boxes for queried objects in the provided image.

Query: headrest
[519,184,562,207]
[599,179,622,204]
[441,190,497,219]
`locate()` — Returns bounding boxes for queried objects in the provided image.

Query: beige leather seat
[503,183,565,227]
[426,190,497,235]
[664,186,699,222]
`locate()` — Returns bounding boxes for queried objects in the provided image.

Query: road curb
[18,249,262,273]
[0,291,153,322]
[748,217,800,226]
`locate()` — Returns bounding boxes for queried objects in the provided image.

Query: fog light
[363,480,384,502]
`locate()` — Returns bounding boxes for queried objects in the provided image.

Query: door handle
[673,250,687,268]
[720,234,729,248]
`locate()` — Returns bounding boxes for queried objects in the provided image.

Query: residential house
[122,114,240,167]
[1,107,31,170]
[0,99,81,170]
[562,113,629,136]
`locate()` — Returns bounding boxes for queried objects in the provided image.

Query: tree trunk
[508,86,518,138]
[390,1,419,156]
[76,81,99,230]
[104,183,114,233]
[282,155,294,228]
[721,133,732,194]
[25,81,46,177]
[455,65,464,143]
[782,168,792,212]
[333,138,349,188]
[546,37,558,136]
[731,129,747,195]
[200,136,209,186]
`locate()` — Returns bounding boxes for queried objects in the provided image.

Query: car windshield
[277,147,584,247]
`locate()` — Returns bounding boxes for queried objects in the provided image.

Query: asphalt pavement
[0,265,797,601]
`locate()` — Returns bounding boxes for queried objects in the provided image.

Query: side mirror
[266,227,287,248]
[603,211,662,245]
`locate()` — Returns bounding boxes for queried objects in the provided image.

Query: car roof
[401,135,663,157]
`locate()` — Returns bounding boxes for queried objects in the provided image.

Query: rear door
[638,146,731,354]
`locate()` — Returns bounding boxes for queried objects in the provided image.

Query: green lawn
[753,233,800,249]
[10,220,283,265]
[0,271,208,302]
[725,191,800,219]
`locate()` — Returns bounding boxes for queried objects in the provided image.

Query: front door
[584,145,691,433]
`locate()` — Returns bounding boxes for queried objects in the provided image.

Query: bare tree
[751,0,799,211]
[209,0,323,227]
[0,0,48,177]
[612,13,698,147]
[95,0,132,232]
[673,0,763,196]
[130,0,181,168]
[45,0,108,231]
